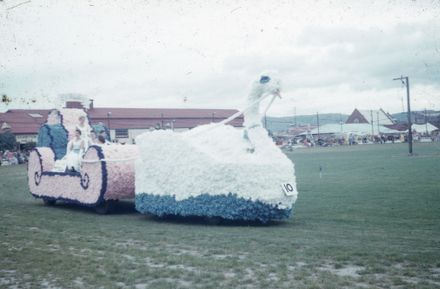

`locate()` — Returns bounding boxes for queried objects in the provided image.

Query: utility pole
[425,108,428,135]
[377,111,380,136]
[370,110,374,138]
[107,111,112,130]
[316,112,320,140]
[340,113,343,132]
[393,76,413,155]
[294,107,297,127]
[107,111,112,141]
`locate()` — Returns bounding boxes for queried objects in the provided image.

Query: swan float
[27,73,299,221]
[135,73,298,222]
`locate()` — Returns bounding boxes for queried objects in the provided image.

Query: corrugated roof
[0,107,243,134]
[91,117,243,130]
[88,107,241,119]
[0,109,49,134]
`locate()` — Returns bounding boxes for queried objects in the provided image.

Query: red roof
[88,107,243,129]
[0,107,243,134]
[88,107,240,119]
[0,109,49,134]
[345,109,369,124]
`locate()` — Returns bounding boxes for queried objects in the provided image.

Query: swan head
[249,72,282,102]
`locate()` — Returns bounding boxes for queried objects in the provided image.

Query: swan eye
[260,76,270,84]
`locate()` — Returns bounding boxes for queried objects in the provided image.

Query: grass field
[1,143,439,289]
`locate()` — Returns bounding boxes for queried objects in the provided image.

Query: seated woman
[66,129,85,172]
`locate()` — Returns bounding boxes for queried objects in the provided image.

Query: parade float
[135,73,298,222]
[28,107,138,213]
[27,73,298,221]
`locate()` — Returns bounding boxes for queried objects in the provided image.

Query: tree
[0,131,17,151]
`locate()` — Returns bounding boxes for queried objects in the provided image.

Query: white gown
[65,138,84,172]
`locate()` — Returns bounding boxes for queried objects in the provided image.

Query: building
[0,109,50,144]
[0,101,243,145]
[345,108,440,134]
[298,123,401,137]
[345,108,395,126]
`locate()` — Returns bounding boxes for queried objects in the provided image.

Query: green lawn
[1,143,439,289]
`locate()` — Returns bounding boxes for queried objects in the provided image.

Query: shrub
[0,131,17,151]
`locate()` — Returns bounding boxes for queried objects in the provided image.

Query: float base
[135,193,293,223]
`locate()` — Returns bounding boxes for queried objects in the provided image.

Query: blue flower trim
[37,124,68,160]
[59,114,70,144]
[135,193,293,223]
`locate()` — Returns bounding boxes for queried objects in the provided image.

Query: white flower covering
[135,124,297,209]
[59,108,90,141]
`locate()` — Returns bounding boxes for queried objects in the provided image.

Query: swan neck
[244,88,264,128]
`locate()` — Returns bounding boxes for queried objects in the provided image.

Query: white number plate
[281,183,295,196]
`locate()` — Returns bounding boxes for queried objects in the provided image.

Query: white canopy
[411,123,438,133]
[299,123,401,136]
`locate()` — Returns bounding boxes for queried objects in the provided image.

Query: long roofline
[0,106,244,135]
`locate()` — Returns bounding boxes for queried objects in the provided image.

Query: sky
[1,0,439,116]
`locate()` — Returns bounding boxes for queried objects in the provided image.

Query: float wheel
[95,200,116,214]
[204,216,223,225]
[43,199,56,206]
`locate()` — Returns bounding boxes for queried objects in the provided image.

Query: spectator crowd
[0,150,29,166]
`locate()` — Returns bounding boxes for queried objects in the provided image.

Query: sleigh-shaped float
[28,73,298,222]
[28,108,137,213]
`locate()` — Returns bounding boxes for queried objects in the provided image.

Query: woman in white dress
[76,116,91,150]
[66,129,85,172]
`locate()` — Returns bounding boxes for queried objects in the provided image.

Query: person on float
[65,129,85,172]
[96,135,107,146]
[89,130,98,147]
[47,109,61,125]
[98,130,112,145]
[76,116,91,150]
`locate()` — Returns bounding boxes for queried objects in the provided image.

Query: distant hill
[266,113,349,132]
[266,110,440,132]
[391,110,440,125]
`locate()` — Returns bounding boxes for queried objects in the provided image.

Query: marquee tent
[299,123,402,136]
